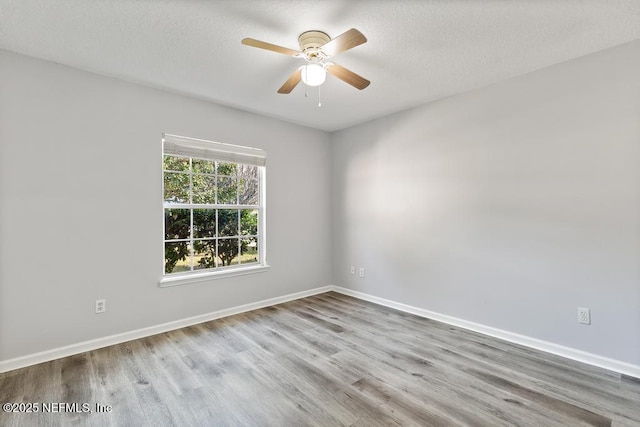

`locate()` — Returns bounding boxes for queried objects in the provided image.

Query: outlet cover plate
[96,299,106,314]
[578,307,590,325]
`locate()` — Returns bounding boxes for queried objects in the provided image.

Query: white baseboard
[0,285,333,373]
[3,284,638,379]
[332,286,640,379]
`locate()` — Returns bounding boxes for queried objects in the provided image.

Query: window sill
[159,264,270,287]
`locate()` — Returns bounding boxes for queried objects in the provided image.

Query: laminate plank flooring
[1,291,639,426]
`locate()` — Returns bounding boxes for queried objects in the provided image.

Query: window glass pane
[218,209,239,237]
[165,241,191,274]
[217,176,238,204]
[164,172,190,203]
[193,239,216,270]
[193,175,216,204]
[165,209,190,240]
[164,155,190,172]
[217,162,237,177]
[217,238,239,266]
[240,209,258,236]
[239,164,258,180]
[193,209,216,238]
[163,143,264,278]
[239,178,258,205]
[240,238,258,265]
[192,159,214,174]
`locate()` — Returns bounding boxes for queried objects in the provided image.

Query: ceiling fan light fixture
[301,63,326,86]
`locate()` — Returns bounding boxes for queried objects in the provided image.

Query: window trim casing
[159,134,268,287]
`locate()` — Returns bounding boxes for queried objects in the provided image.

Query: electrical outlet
[95,299,106,314]
[578,307,590,325]
[359,267,365,278]
[350,266,355,275]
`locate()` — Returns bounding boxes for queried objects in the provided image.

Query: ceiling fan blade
[326,63,370,90]
[278,68,302,94]
[241,38,300,57]
[321,28,367,57]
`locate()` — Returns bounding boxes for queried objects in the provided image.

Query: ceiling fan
[242,28,370,94]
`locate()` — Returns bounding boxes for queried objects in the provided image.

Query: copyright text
[2,402,112,413]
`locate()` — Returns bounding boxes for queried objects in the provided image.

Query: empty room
[1,1,639,425]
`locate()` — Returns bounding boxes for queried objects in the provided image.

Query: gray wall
[2,40,639,368]
[331,40,640,365]
[0,50,332,361]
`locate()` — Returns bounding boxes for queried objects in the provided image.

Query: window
[161,134,267,285]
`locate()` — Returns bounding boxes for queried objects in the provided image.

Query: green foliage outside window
[163,155,260,274]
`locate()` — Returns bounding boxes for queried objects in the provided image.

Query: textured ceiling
[1,0,639,131]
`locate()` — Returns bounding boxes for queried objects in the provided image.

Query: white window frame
[159,134,269,287]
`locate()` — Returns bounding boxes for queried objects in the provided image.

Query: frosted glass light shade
[301,64,326,86]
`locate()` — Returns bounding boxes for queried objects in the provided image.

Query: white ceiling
[1,1,639,132]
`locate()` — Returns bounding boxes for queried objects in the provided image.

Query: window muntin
[162,141,264,277]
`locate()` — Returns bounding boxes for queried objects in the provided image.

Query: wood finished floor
[1,292,639,426]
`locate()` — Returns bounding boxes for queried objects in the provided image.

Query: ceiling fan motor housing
[298,31,331,59]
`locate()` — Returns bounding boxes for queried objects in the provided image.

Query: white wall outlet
[359,267,365,278]
[95,299,106,314]
[578,307,590,325]
[350,266,355,275]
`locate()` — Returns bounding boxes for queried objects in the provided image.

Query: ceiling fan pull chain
[318,85,322,107]
[305,83,308,98]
